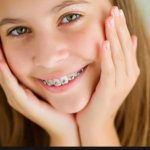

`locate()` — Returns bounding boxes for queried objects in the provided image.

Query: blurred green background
[136,0,150,35]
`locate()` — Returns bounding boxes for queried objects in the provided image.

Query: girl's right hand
[0,44,80,146]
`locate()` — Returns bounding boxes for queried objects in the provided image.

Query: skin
[0,0,109,114]
[0,0,140,146]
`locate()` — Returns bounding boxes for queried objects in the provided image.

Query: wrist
[49,134,80,147]
[79,121,121,146]
[49,128,81,147]
[79,118,115,133]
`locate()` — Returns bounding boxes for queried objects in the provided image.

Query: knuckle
[105,67,115,77]
[115,51,124,62]
[111,30,117,38]
[122,36,133,50]
[126,42,132,50]
[117,20,124,28]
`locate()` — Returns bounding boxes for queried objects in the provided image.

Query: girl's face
[0,0,112,113]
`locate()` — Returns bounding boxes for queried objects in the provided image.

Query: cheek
[66,21,105,61]
[2,44,31,78]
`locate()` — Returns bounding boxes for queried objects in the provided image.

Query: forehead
[0,0,111,15]
[0,0,89,27]
[0,0,91,15]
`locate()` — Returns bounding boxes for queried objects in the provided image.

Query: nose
[33,31,70,68]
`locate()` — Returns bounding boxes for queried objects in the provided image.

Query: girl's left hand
[76,6,140,131]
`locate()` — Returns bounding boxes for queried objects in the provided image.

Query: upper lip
[37,65,87,80]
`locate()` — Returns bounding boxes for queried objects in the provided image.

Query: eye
[7,27,31,37]
[60,13,81,26]
[7,13,82,38]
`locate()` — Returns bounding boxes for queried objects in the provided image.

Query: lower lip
[37,65,89,94]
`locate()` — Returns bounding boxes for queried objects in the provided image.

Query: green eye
[65,14,79,22]
[16,27,27,34]
[10,27,30,36]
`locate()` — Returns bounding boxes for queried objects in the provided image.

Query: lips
[37,65,89,93]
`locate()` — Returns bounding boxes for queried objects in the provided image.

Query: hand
[76,6,140,131]
[0,42,80,146]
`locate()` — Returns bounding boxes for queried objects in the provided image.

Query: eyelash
[7,13,83,39]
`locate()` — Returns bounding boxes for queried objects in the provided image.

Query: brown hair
[0,0,150,147]
[111,0,150,146]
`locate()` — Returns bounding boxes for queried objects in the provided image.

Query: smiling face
[0,0,112,113]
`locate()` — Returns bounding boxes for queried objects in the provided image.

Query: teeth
[42,67,85,86]
[60,76,69,85]
[43,80,47,84]
[53,79,62,86]
[68,74,75,81]
[77,71,80,75]
[80,68,84,72]
[73,72,79,77]
[47,80,53,86]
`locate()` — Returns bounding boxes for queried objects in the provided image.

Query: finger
[0,62,46,117]
[110,7,138,76]
[131,35,138,52]
[91,41,115,108]
[99,41,115,92]
[105,16,126,87]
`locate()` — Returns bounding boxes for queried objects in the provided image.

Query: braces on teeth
[42,68,84,87]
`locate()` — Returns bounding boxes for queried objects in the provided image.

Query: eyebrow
[0,0,89,29]
[51,0,89,13]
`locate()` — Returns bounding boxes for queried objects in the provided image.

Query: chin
[50,93,91,114]
[56,102,87,114]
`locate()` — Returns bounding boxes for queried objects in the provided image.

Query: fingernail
[105,41,110,51]
[113,7,120,17]
[119,9,124,19]
[109,18,115,28]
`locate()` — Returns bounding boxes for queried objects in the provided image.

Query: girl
[0,0,149,147]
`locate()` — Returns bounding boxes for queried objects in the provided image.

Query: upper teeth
[42,68,84,86]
